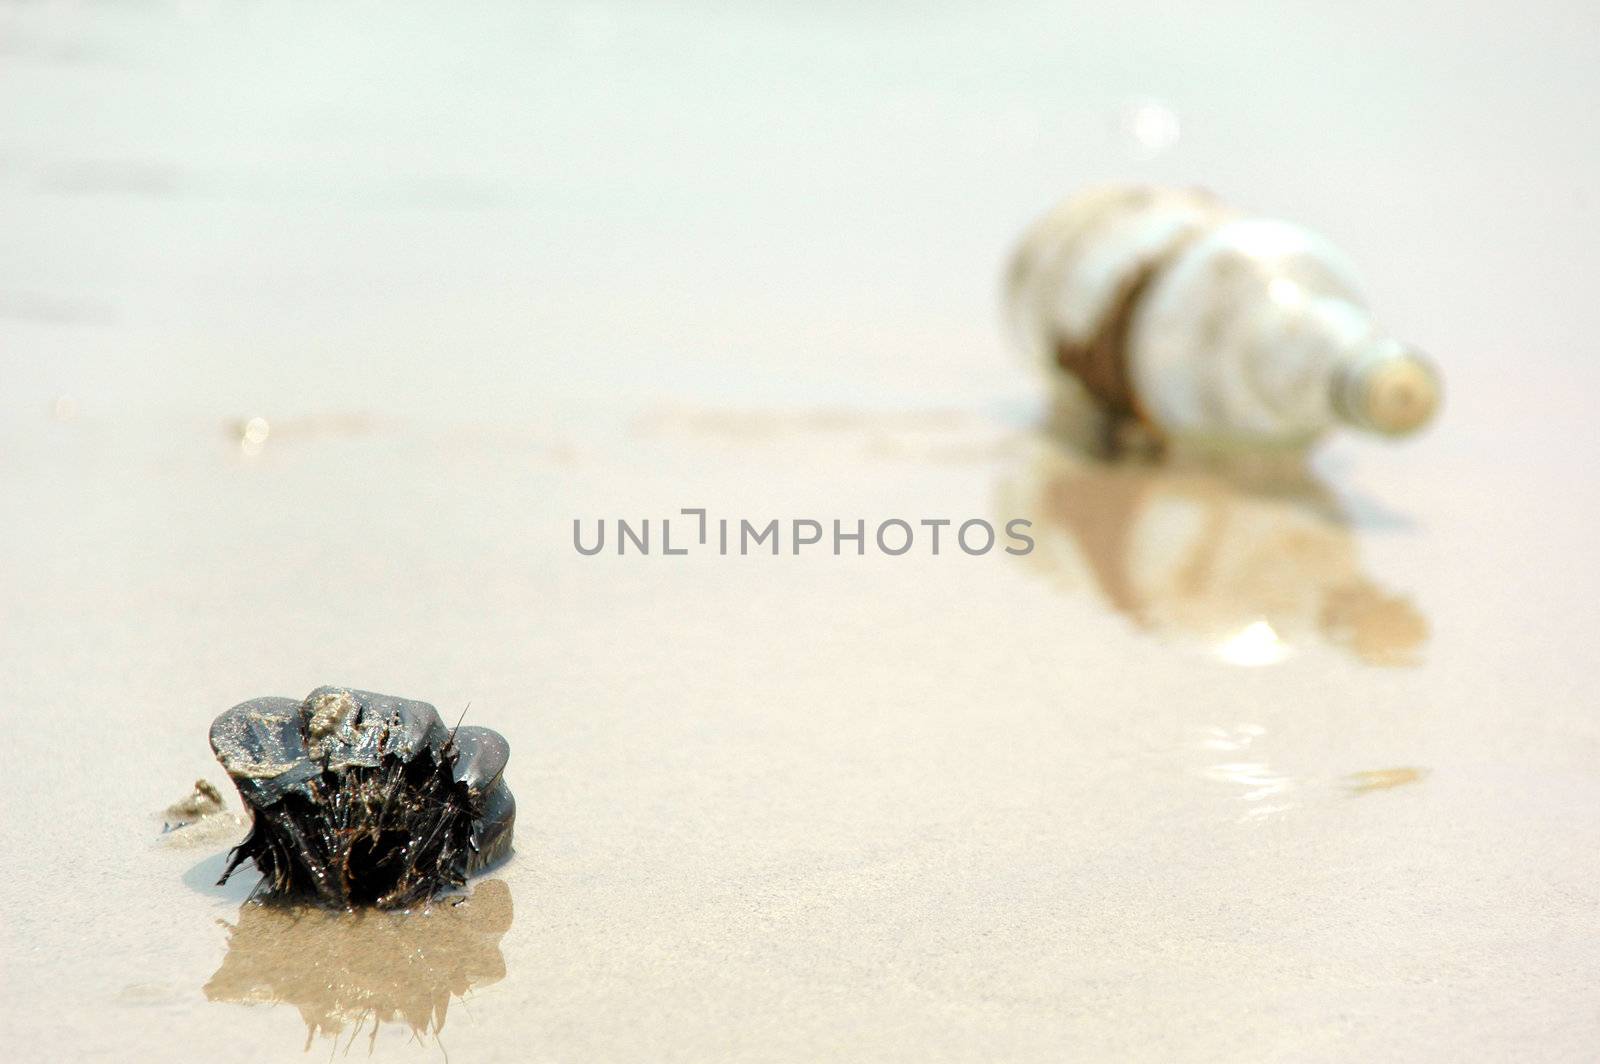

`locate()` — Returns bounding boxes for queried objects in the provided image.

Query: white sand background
[2,1,1599,1061]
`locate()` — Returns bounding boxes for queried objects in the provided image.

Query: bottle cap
[1335,344,1441,437]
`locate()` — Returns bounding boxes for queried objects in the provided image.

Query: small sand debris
[157,779,244,848]
[1344,767,1429,795]
[161,779,226,831]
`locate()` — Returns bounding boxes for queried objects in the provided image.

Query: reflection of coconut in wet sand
[203,880,513,1049]
[1002,442,1427,666]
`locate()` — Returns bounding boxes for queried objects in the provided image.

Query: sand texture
[3,2,1599,1060]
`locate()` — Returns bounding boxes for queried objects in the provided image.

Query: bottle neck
[1329,337,1441,437]
[1247,292,1438,440]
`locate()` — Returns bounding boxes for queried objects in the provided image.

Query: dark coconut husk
[210,686,514,909]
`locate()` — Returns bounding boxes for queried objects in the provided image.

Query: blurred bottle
[1005,186,1440,449]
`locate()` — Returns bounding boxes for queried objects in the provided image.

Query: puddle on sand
[1194,726,1430,823]
[203,880,513,1053]
[1195,725,1301,823]
[999,436,1428,667]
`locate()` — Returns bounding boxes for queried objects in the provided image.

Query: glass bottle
[1005,185,1440,448]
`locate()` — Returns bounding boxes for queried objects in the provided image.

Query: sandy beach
[3,2,1599,1061]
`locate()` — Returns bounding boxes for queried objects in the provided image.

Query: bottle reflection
[203,880,512,1052]
[1003,438,1427,666]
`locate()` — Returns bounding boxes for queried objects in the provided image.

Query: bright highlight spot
[1120,99,1181,159]
[1217,619,1290,667]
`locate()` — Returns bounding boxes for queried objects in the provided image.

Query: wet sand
[3,2,1599,1061]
